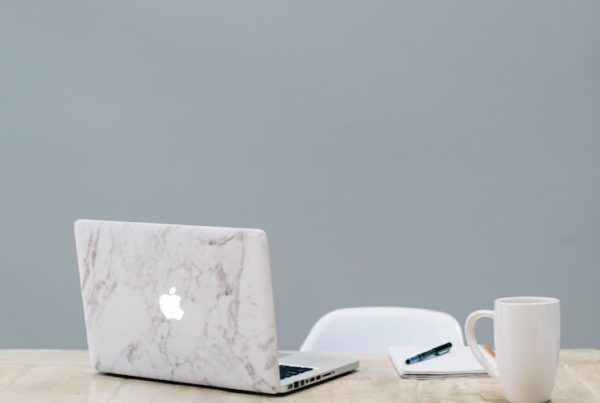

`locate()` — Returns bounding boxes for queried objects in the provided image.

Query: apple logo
[159,286,184,320]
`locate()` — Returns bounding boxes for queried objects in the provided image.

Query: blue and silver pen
[404,342,452,365]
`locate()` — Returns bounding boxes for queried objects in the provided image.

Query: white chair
[300,307,464,353]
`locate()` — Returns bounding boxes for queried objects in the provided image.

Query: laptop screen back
[74,219,280,393]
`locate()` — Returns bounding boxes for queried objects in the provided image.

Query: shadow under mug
[465,297,560,403]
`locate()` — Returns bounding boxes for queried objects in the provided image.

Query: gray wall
[1,1,599,349]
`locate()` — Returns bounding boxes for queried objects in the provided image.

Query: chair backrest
[299,307,464,353]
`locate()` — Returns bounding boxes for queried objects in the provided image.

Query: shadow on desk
[97,367,359,397]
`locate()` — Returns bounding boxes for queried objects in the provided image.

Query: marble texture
[74,219,281,394]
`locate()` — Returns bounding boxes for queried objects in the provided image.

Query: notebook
[388,346,492,379]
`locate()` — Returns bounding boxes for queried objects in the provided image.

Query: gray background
[1,0,599,349]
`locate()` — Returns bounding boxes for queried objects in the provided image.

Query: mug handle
[464,310,499,380]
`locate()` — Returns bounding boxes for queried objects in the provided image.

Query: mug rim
[495,296,559,305]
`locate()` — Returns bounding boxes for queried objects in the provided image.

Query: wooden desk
[0,349,598,402]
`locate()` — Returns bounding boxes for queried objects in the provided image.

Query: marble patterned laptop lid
[74,219,281,393]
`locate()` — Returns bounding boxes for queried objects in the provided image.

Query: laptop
[74,219,359,394]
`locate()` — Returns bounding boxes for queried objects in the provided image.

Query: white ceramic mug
[465,297,560,403]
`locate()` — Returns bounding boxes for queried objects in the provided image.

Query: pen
[404,342,452,365]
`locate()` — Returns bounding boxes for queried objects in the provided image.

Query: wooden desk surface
[0,349,599,402]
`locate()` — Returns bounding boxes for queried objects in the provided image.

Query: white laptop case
[74,219,357,394]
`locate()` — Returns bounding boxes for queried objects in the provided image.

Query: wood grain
[0,350,598,402]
